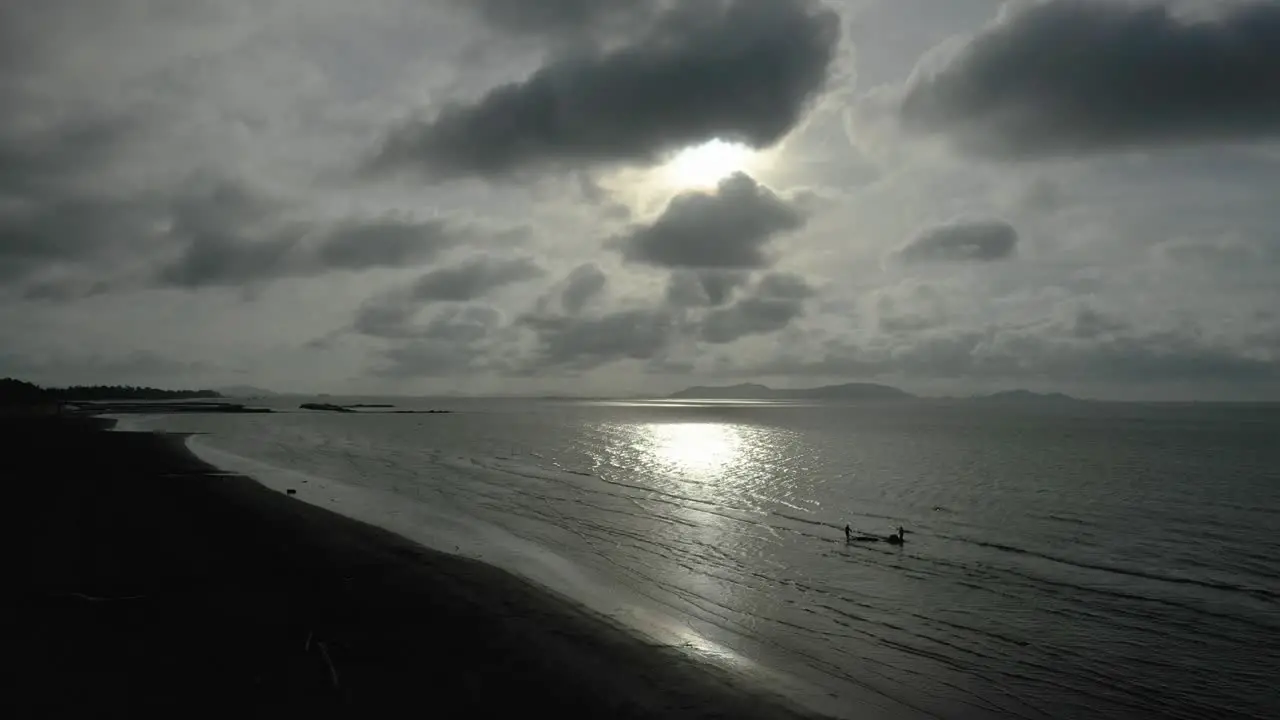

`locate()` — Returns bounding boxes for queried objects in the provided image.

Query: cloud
[617,173,806,269]
[1,195,149,285]
[0,116,129,197]
[317,218,460,271]
[152,179,476,288]
[1,144,473,293]
[6,0,1277,400]
[558,262,608,314]
[513,269,815,370]
[900,0,1280,158]
[665,269,749,307]
[1069,306,1128,340]
[520,308,675,370]
[893,218,1017,265]
[700,271,814,343]
[154,178,304,287]
[0,349,209,387]
[368,0,839,179]
[372,305,504,377]
[0,116,148,285]
[463,0,659,37]
[352,255,543,338]
[742,313,1280,393]
[352,299,421,339]
[874,282,948,333]
[410,254,544,302]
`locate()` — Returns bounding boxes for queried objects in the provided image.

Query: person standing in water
[844,523,853,542]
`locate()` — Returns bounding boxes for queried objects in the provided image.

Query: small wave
[771,511,832,529]
[1040,513,1090,526]
[963,538,1280,602]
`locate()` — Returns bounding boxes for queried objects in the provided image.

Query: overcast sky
[3,0,1279,400]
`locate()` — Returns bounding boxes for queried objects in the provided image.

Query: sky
[2,0,1279,400]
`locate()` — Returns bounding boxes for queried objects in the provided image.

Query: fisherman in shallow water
[886,526,905,545]
[845,524,855,542]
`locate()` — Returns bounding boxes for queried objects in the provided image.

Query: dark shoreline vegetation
[5,414,824,718]
[0,378,277,415]
[1,377,222,402]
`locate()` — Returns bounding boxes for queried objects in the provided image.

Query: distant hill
[670,383,913,400]
[216,385,277,397]
[971,390,1080,403]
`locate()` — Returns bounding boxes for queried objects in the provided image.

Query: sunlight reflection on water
[644,422,744,477]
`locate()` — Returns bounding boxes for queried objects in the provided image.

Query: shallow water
[137,399,1280,719]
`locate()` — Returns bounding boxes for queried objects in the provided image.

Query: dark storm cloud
[1070,307,1128,340]
[0,117,145,285]
[353,299,420,339]
[746,318,1279,389]
[317,218,459,270]
[157,220,464,289]
[520,308,676,370]
[900,1,1280,158]
[153,178,299,286]
[0,97,482,294]
[700,271,814,344]
[517,268,814,369]
[152,180,476,288]
[529,263,609,317]
[1,195,150,284]
[369,0,839,178]
[617,173,805,269]
[158,232,302,288]
[665,269,749,307]
[464,0,659,37]
[356,298,504,346]
[893,219,1017,265]
[875,284,947,334]
[373,305,504,377]
[410,255,544,302]
[558,262,608,314]
[353,256,541,339]
[1,137,471,293]
[0,117,128,197]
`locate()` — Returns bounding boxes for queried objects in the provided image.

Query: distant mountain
[971,390,1080,403]
[670,383,913,400]
[671,383,774,399]
[216,385,277,397]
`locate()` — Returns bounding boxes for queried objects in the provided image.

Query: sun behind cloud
[662,139,755,190]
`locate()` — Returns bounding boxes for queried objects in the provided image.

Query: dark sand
[4,416,830,718]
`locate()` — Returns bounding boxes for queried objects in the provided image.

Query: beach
[4,415,826,718]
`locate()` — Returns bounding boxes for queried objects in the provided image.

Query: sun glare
[664,139,753,190]
[646,422,743,474]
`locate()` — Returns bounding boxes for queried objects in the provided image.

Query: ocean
[128,398,1280,719]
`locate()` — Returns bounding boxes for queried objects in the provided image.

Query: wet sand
[3,416,830,718]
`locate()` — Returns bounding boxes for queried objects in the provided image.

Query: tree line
[0,378,222,403]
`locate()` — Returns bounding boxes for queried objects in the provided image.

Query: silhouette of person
[844,524,853,543]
